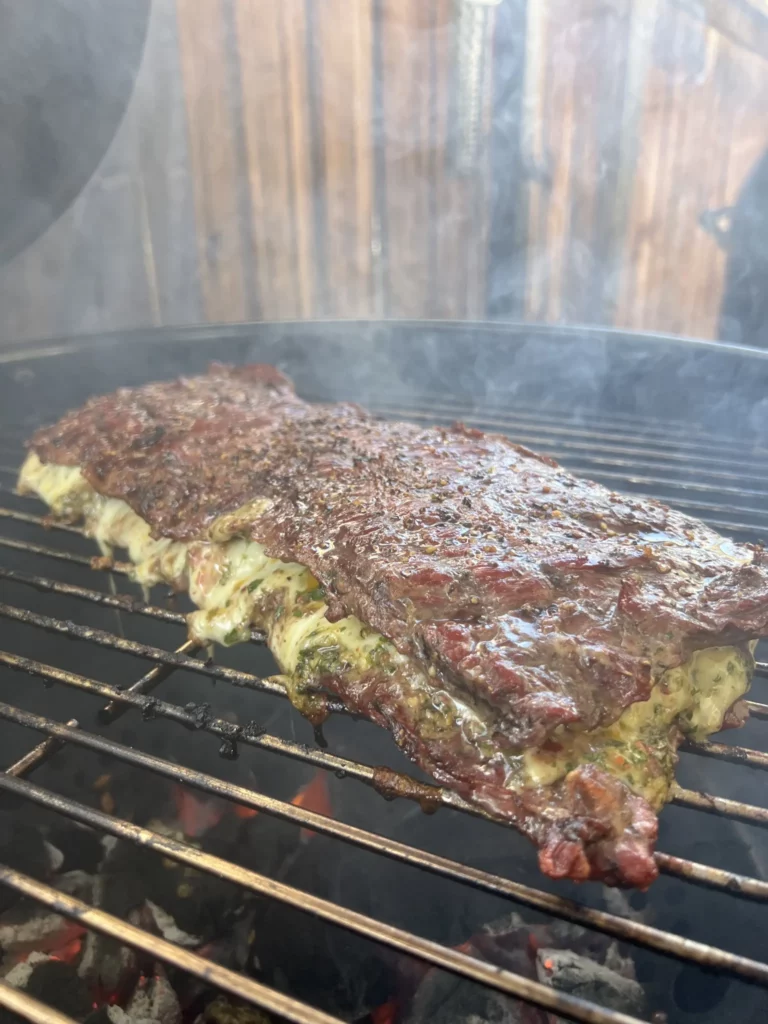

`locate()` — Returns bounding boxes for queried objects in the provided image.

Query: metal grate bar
[1,552,766,701]
[0,980,79,1024]
[555,466,768,502]
[653,853,768,900]
[747,700,768,718]
[511,444,768,484]
[0,649,420,798]
[3,453,760,512]
[3,473,768,553]
[5,598,768,780]
[672,785,768,828]
[3,549,768,687]
[3,594,768,814]
[683,738,768,771]
[6,719,78,778]
[0,507,84,535]
[2,706,766,980]
[5,486,768,566]
[8,461,766,538]
[3,442,768,1023]
[0,506,117,537]
[8,394,756,450]
[372,401,768,459]
[0,482,25,499]
[0,533,107,569]
[98,639,200,724]
[2,653,768,907]
[4,568,767,828]
[0,863,344,1024]
[3,518,768,840]
[0,602,299,705]
[0,781,655,1024]
[0,561,266,639]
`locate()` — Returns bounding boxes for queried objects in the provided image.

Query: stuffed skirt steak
[18,364,768,888]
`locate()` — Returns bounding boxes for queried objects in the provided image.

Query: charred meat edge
[18,454,753,890]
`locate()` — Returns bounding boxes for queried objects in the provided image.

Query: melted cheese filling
[19,453,753,809]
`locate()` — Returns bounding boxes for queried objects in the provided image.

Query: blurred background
[0,0,767,347]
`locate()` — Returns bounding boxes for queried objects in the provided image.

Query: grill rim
[3,317,768,366]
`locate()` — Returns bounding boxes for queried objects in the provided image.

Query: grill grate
[1,397,768,1024]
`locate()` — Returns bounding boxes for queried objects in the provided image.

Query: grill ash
[0,777,651,1024]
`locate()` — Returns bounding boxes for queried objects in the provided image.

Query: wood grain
[176,0,249,323]
[615,3,767,338]
[311,0,375,317]
[0,0,767,345]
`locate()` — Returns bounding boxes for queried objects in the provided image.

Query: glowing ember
[172,784,224,837]
[370,999,398,1024]
[12,921,86,965]
[233,803,259,820]
[230,772,332,834]
[291,771,332,840]
[50,935,83,964]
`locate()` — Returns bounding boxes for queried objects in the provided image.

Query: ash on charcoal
[116,966,181,1024]
[95,832,240,944]
[80,968,181,1024]
[0,953,92,1023]
[398,913,648,1024]
[402,972,527,1024]
[536,948,645,1017]
[0,870,92,965]
[145,900,201,947]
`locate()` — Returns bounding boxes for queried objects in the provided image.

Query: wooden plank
[235,0,315,320]
[433,0,495,319]
[616,3,768,339]
[378,0,433,317]
[176,0,248,322]
[129,0,203,327]
[378,0,494,320]
[312,0,375,316]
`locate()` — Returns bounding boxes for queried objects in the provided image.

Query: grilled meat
[19,364,768,888]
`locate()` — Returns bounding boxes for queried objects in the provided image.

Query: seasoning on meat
[19,363,768,888]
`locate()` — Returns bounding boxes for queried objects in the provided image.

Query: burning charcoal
[46,823,106,875]
[78,925,140,1005]
[96,834,240,947]
[195,995,273,1024]
[0,952,92,1023]
[535,948,646,1018]
[78,875,142,1000]
[245,834,397,1019]
[0,870,92,967]
[397,912,651,1024]
[0,909,86,967]
[0,813,60,914]
[402,976,531,1024]
[118,966,181,1024]
[144,900,201,947]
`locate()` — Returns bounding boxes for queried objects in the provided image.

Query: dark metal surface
[0,0,150,265]
[1,322,768,1023]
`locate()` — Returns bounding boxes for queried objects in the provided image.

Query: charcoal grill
[1,321,768,1024]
